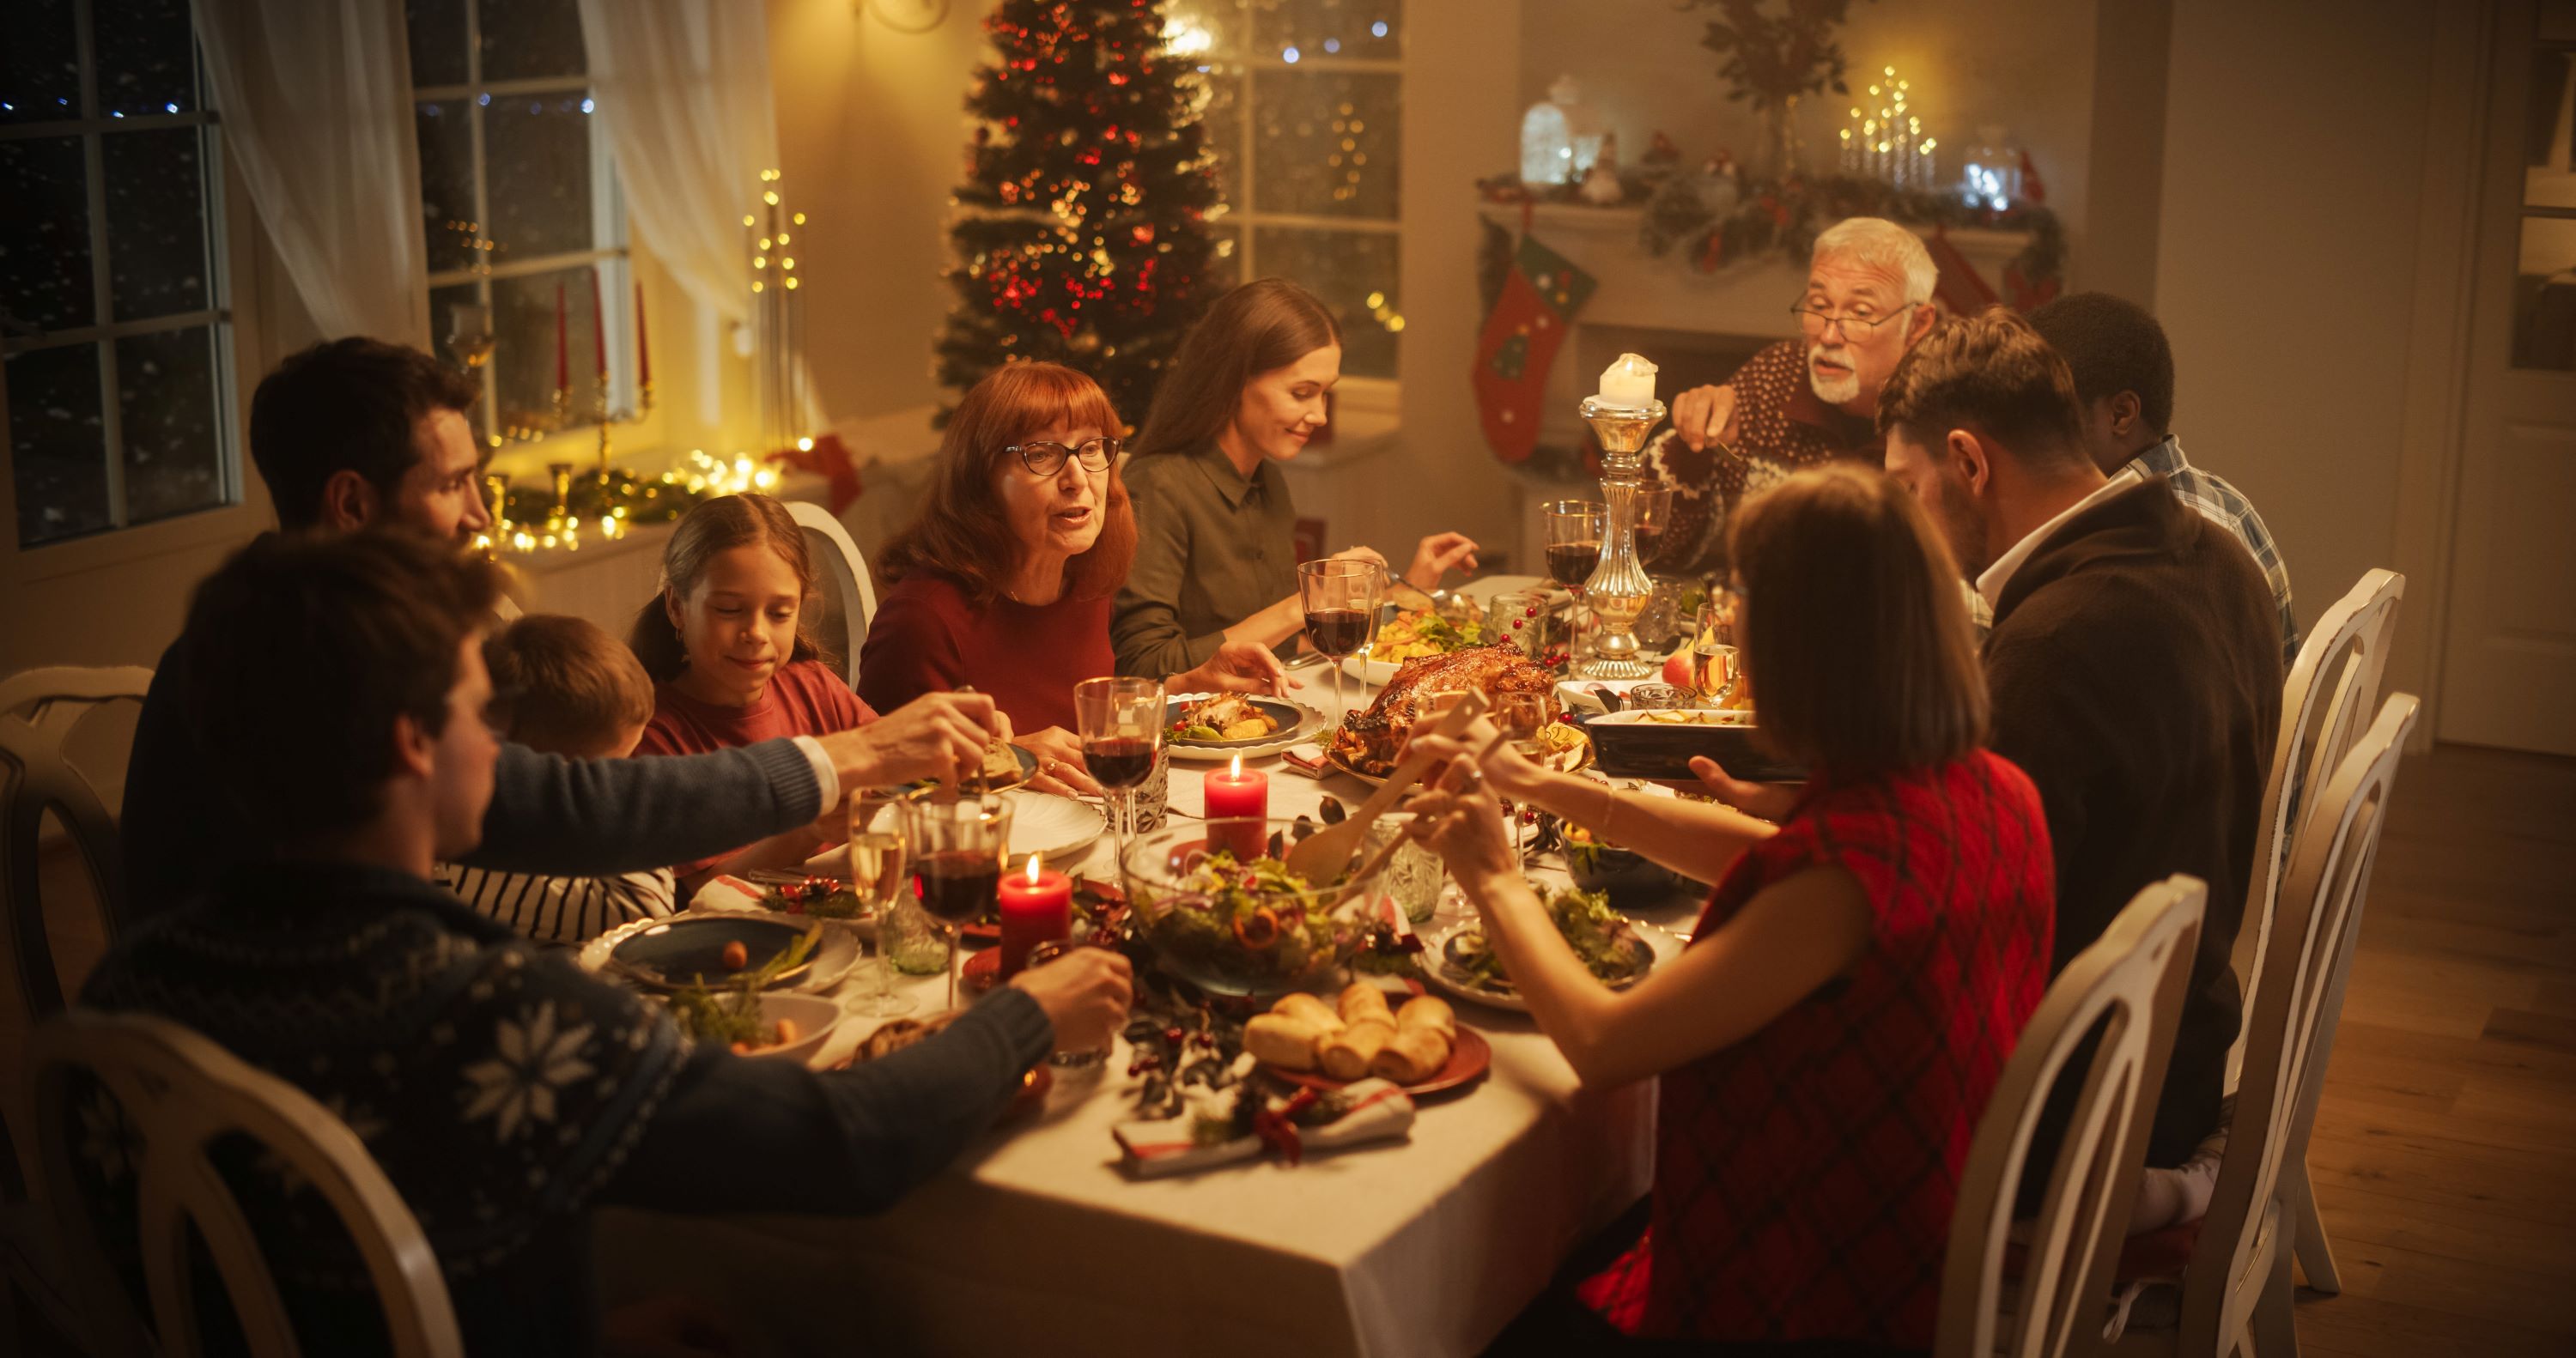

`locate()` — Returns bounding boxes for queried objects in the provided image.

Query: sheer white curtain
[190,0,428,343]
[576,0,780,426]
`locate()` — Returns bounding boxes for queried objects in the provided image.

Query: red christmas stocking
[1473,235,1595,465]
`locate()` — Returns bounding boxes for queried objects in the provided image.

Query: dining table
[593,618,1716,1358]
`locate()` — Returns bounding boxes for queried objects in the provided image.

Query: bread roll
[1273,992,1344,1032]
[1370,1025,1454,1084]
[1245,1014,1331,1071]
[1395,995,1455,1040]
[1320,1018,1394,1079]
[1338,983,1394,1028]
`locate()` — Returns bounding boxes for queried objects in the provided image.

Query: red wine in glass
[1303,606,1372,658]
[1546,540,1602,589]
[914,851,999,925]
[1084,736,1157,790]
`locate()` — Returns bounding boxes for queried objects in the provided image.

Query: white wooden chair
[3,665,152,1349]
[27,1009,464,1358]
[2114,694,2419,1358]
[1939,876,2206,1358]
[2230,569,2403,1294]
[786,500,879,683]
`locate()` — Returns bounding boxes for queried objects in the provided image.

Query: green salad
[1139,851,1342,985]
[1444,888,1648,994]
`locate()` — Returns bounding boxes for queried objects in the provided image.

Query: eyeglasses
[1004,436,1120,476]
[1789,300,1917,337]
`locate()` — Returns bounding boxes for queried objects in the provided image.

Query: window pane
[406,0,470,88]
[2,0,81,124]
[1253,227,1398,378]
[1192,67,1243,207]
[8,343,111,546]
[428,281,493,438]
[103,128,211,320]
[478,0,587,82]
[94,0,196,118]
[2513,216,2576,371]
[1252,0,1402,61]
[416,100,480,274]
[116,326,223,524]
[1162,1,1246,58]
[1251,70,1399,219]
[2533,50,2576,209]
[489,267,608,439]
[0,136,94,331]
[485,94,598,263]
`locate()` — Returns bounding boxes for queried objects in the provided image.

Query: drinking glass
[898,796,1013,1010]
[1542,500,1607,660]
[1630,483,1674,569]
[1492,691,1552,860]
[1074,676,1165,874]
[844,802,916,1017]
[1489,588,1552,660]
[1691,601,1745,708]
[1298,558,1383,724]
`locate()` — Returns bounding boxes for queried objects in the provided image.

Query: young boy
[436,615,676,943]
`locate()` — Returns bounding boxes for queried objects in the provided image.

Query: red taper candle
[634,279,651,388]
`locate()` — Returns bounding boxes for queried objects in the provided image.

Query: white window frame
[1176,2,1403,397]
[0,0,248,573]
[410,0,632,451]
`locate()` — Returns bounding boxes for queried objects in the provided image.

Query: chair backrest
[2234,569,2403,1043]
[1938,876,2207,1358]
[2,665,153,1022]
[787,499,878,682]
[27,1009,464,1358]
[2181,693,2417,1350]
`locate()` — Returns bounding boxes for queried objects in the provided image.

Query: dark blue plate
[609,916,817,991]
[1575,711,1807,784]
[1163,694,1303,748]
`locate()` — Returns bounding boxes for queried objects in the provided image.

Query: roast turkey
[1330,644,1556,775]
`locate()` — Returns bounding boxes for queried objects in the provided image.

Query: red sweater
[857,574,1115,735]
[635,659,874,876]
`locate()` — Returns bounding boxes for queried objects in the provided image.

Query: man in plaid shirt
[2032,293,2301,667]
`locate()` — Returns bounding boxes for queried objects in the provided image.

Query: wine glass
[897,796,1014,1011]
[1074,676,1164,872]
[1630,483,1674,571]
[1298,557,1383,724]
[1691,600,1744,708]
[1491,691,1552,860]
[1542,500,1606,662]
[843,801,915,1018]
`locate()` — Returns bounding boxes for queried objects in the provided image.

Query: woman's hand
[1403,771,1521,895]
[1327,544,1388,573]
[1170,640,1295,698]
[1406,720,1549,802]
[1013,725,1103,797]
[1406,532,1480,591]
[1656,755,1798,822]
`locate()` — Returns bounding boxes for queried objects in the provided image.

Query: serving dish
[1576,708,1804,784]
[1119,817,1397,997]
[1268,1026,1491,1098]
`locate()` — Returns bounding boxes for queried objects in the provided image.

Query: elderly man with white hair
[1645,216,1941,574]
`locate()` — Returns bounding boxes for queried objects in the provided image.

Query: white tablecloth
[595,676,1703,1358]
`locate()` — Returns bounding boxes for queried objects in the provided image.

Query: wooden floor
[8,743,2574,1355]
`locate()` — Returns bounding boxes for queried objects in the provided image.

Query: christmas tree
[935,0,1221,427]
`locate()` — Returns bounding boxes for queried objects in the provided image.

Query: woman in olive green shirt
[1113,279,1479,678]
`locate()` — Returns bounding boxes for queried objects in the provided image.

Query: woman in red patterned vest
[1411,464,2055,1354]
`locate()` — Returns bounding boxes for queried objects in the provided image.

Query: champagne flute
[1299,557,1383,723]
[1074,676,1163,873]
[843,803,916,1018]
[898,796,1013,1011]
[1542,500,1606,662]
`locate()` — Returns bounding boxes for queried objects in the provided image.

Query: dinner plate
[894,743,1039,797]
[1321,724,1592,787]
[581,912,862,995]
[1266,1027,1492,1099]
[1161,693,1324,761]
[1416,917,1685,1013]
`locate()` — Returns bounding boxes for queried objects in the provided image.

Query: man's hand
[1405,532,1481,591]
[1672,384,1739,452]
[1009,948,1135,1054]
[1171,640,1295,698]
[816,692,999,790]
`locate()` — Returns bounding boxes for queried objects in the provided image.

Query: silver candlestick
[1578,394,1668,679]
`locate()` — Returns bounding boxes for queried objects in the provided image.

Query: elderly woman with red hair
[858,362,1285,785]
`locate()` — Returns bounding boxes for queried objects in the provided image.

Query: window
[1167,0,1405,379]
[2,0,234,550]
[407,0,633,446]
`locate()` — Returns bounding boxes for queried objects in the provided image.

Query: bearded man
[1644,216,1941,574]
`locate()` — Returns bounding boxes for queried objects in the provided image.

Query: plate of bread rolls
[1242,983,1490,1097]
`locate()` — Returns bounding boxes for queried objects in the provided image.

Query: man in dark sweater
[121,338,999,921]
[80,531,1133,1355]
[1879,308,2282,1207]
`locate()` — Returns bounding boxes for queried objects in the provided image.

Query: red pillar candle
[1201,755,1270,861]
[634,279,651,388]
[996,853,1072,979]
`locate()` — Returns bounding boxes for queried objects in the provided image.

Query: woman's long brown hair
[1129,277,1340,460]
[1727,464,1988,779]
[627,493,829,682]
[877,361,1139,606]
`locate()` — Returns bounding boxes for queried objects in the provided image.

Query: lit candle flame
[1025,853,1043,884]
[1230,754,1242,778]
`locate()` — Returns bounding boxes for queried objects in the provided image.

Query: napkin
[693,876,768,912]
[1113,1079,1415,1178]
[1280,744,1331,778]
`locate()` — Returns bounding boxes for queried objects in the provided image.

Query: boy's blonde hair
[483,614,656,756]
